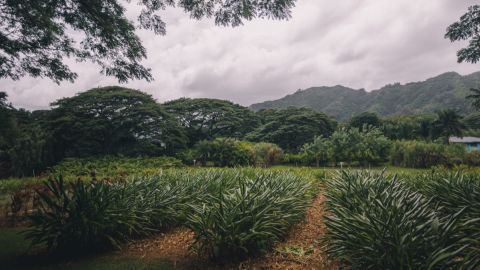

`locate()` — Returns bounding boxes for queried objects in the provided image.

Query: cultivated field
[0,158,479,269]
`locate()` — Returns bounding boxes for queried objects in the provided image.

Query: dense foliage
[246,107,336,151]
[433,109,465,144]
[348,112,381,130]
[446,5,480,64]
[0,0,296,83]
[390,141,466,168]
[164,98,259,146]
[303,127,391,166]
[180,138,283,168]
[194,138,253,167]
[324,171,479,269]
[0,81,478,178]
[48,87,187,159]
[381,115,435,141]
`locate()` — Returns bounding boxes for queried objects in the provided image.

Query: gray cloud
[1,0,479,109]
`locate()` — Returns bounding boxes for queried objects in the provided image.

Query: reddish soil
[120,192,336,269]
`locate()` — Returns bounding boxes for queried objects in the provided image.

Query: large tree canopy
[0,0,296,83]
[246,107,336,152]
[47,86,187,159]
[348,112,381,130]
[163,98,259,146]
[446,5,480,63]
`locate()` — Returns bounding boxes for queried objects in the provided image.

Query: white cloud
[1,0,479,109]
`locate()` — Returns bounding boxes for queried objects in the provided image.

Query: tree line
[2,86,479,178]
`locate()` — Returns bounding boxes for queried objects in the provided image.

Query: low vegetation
[24,169,315,258]
[323,170,480,269]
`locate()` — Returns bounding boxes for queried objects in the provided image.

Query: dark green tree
[0,92,17,177]
[0,0,296,83]
[433,110,465,144]
[446,5,480,63]
[464,112,480,130]
[46,86,187,160]
[348,112,381,130]
[381,115,435,141]
[246,107,336,152]
[7,127,51,177]
[466,88,480,110]
[163,98,259,146]
[302,135,331,167]
[0,92,8,107]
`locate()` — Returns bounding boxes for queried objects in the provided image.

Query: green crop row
[323,170,480,269]
[25,168,315,260]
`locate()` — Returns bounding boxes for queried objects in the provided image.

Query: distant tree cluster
[1,86,479,177]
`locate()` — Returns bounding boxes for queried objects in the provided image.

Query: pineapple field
[0,158,479,269]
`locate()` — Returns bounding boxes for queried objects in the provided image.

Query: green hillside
[250,72,480,120]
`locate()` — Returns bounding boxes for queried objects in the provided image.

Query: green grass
[0,228,172,270]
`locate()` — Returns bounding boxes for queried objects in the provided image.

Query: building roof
[449,136,480,143]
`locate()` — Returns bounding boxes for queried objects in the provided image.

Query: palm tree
[433,109,465,144]
[303,135,331,167]
[466,88,480,110]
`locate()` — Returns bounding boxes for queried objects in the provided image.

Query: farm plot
[1,166,479,269]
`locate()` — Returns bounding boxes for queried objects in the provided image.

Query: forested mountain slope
[250,72,480,120]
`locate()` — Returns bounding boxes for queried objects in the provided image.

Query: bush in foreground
[25,173,193,253]
[25,177,150,252]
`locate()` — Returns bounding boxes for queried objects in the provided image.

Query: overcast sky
[2,0,480,110]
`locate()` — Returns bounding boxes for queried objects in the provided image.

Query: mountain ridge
[249,71,480,121]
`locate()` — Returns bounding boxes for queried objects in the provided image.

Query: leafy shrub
[389,140,465,168]
[324,171,474,269]
[186,171,312,260]
[25,177,151,253]
[301,127,391,166]
[464,150,480,166]
[194,138,253,167]
[252,142,283,167]
[281,152,312,166]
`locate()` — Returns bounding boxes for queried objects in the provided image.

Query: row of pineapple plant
[25,168,315,259]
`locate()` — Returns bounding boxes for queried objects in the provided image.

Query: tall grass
[323,171,478,269]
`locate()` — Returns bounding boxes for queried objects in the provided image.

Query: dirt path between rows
[120,192,336,269]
